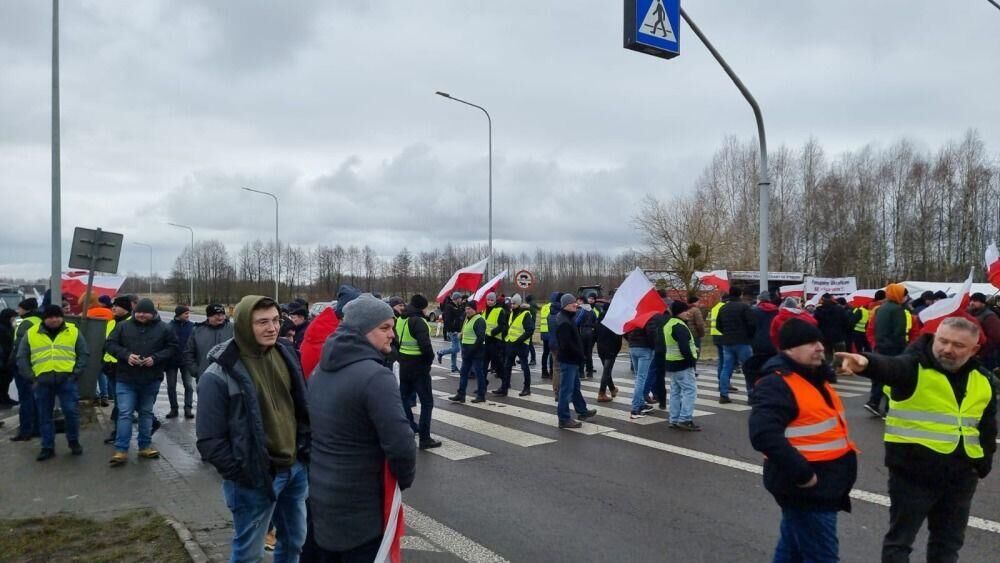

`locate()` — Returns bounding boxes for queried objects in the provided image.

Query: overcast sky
[2,1,998,279]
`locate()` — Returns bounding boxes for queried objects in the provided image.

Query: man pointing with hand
[835,316,997,563]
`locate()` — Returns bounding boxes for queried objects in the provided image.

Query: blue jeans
[773,508,839,563]
[719,344,752,398]
[714,340,724,379]
[13,371,37,436]
[115,379,161,451]
[458,352,485,399]
[97,371,109,399]
[629,347,653,413]
[667,368,697,424]
[223,461,308,563]
[439,332,461,371]
[557,362,589,423]
[34,378,80,449]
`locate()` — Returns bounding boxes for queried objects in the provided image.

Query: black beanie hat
[410,294,429,311]
[18,298,38,311]
[174,305,190,317]
[42,304,64,319]
[670,300,689,316]
[778,318,824,351]
[465,300,478,311]
[113,296,132,312]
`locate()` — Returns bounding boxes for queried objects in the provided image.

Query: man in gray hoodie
[307,294,416,560]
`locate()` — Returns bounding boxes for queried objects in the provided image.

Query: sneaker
[668,422,680,429]
[596,392,612,403]
[264,529,277,552]
[109,451,128,466]
[69,441,83,455]
[577,409,598,420]
[471,397,486,403]
[448,394,466,403]
[419,438,442,450]
[184,408,194,419]
[558,420,583,429]
[676,421,702,432]
[529,361,537,366]
[451,368,459,374]
[138,447,160,459]
[541,373,551,380]
[166,409,179,419]
[640,405,655,414]
[99,398,109,407]
[610,388,618,398]
[36,448,55,462]
[719,396,732,404]
[437,354,442,365]
[863,403,882,417]
[728,386,739,392]
[518,389,531,397]
[10,434,32,442]
[645,394,657,405]
[629,412,646,420]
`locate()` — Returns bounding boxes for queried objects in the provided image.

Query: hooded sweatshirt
[233,296,298,469]
[874,283,908,355]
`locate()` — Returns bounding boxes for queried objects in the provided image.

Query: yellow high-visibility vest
[505,310,530,343]
[853,307,870,333]
[396,316,430,356]
[485,307,503,340]
[663,317,698,361]
[709,302,724,336]
[538,303,551,333]
[26,322,79,376]
[462,315,483,345]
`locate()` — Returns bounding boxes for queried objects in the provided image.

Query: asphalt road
[409,342,1000,562]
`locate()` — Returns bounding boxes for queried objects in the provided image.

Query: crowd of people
[2,277,998,562]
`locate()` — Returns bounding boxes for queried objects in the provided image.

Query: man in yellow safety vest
[496,294,535,397]
[395,294,441,450]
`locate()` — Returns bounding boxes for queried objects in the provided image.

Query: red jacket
[770,307,818,350]
[299,308,340,380]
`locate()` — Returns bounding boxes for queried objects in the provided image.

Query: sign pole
[50,0,62,307]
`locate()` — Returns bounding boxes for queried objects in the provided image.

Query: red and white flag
[601,268,667,335]
[436,257,489,304]
[986,243,1000,289]
[61,270,127,314]
[847,289,879,308]
[918,268,974,334]
[694,270,730,293]
[471,270,507,312]
[779,283,804,299]
[375,460,404,563]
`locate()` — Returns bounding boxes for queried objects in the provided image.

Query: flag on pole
[601,268,667,335]
[847,289,879,308]
[374,460,404,563]
[61,270,127,314]
[918,268,974,334]
[471,270,507,312]
[987,243,1000,289]
[779,283,805,299]
[693,270,730,293]
[436,257,489,304]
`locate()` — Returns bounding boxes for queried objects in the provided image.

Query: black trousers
[314,535,381,563]
[485,338,503,377]
[398,361,433,440]
[882,468,978,563]
[580,330,595,374]
[541,337,553,377]
[598,355,617,394]
[852,331,870,353]
[502,342,531,392]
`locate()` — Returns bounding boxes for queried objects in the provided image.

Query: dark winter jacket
[442,298,464,334]
[168,318,194,369]
[183,320,235,377]
[813,302,851,344]
[16,320,90,385]
[625,315,660,349]
[461,315,487,358]
[555,309,586,364]
[196,338,311,498]
[749,354,858,512]
[596,320,623,359]
[0,309,16,374]
[397,305,434,365]
[972,307,1000,360]
[307,326,416,552]
[716,300,756,346]
[545,293,561,346]
[662,318,697,372]
[105,315,178,384]
[860,334,997,482]
[485,304,509,341]
[751,302,780,356]
[11,311,42,368]
[873,301,908,355]
[507,307,535,346]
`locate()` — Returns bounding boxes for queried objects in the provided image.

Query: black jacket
[814,303,851,344]
[105,316,178,384]
[661,319,697,372]
[182,320,235,377]
[507,307,535,345]
[461,316,487,357]
[596,320,623,359]
[442,299,464,333]
[874,301,908,355]
[750,303,780,356]
[307,326,416,552]
[749,354,858,512]
[485,305,509,341]
[716,301,756,346]
[196,339,311,499]
[397,305,434,365]
[555,309,585,364]
[625,315,660,349]
[861,334,998,482]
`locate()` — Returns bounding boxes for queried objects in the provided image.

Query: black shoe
[518,389,531,397]
[529,361,537,366]
[166,409,179,419]
[103,432,116,445]
[577,408,598,420]
[640,405,655,414]
[490,389,507,397]
[863,403,882,417]
[10,434,32,442]
[184,408,194,419]
[99,398,109,407]
[676,421,702,432]
[668,422,680,429]
[718,396,732,404]
[152,419,161,435]
[541,373,551,380]
[471,397,486,403]
[728,386,739,392]
[586,372,595,379]
[419,438,442,450]
[69,441,83,455]
[559,420,582,429]
[36,448,55,461]
[448,394,466,403]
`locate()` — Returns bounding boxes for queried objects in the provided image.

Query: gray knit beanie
[511,294,523,307]
[560,293,577,309]
[342,293,394,334]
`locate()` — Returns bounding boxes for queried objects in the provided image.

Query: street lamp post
[168,223,195,306]
[242,187,280,302]
[50,0,62,307]
[133,242,153,295]
[436,91,493,277]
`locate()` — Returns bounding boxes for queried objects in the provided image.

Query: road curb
[163,514,211,563]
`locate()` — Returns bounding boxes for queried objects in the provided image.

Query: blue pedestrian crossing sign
[624,0,681,60]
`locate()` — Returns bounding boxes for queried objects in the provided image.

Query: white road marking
[420,433,489,461]
[404,503,510,562]
[422,404,556,447]
[514,385,661,425]
[401,535,442,552]
[580,378,749,408]
[568,386,713,420]
[603,431,1000,535]
[431,390,613,436]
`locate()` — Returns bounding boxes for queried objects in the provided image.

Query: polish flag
[779,283,804,299]
[602,268,667,335]
[61,270,127,314]
[918,268,974,334]
[375,460,404,563]
[694,270,730,293]
[436,257,489,304]
[847,289,879,308]
[987,243,1000,289]
[471,270,507,312]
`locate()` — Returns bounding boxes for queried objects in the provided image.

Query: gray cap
[342,293,395,334]
[560,293,577,309]
[451,291,462,301]
[511,294,522,307]
[757,291,771,302]
[781,297,798,308]
[486,292,497,301]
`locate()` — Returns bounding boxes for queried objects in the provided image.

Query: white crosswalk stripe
[420,434,489,460]
[418,404,556,447]
[430,390,614,436]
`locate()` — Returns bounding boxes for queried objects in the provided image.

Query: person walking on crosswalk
[450,300,487,403]
[396,294,441,450]
[663,301,700,431]
[554,294,597,429]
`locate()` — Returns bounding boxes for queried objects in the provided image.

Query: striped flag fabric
[694,270,730,293]
[987,243,1000,289]
[375,460,404,563]
[436,257,489,304]
[472,270,508,312]
[918,268,974,334]
[601,268,667,335]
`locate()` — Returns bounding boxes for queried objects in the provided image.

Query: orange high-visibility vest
[782,373,858,462]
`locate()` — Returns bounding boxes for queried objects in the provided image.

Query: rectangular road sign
[68,227,124,273]
[624,0,681,60]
